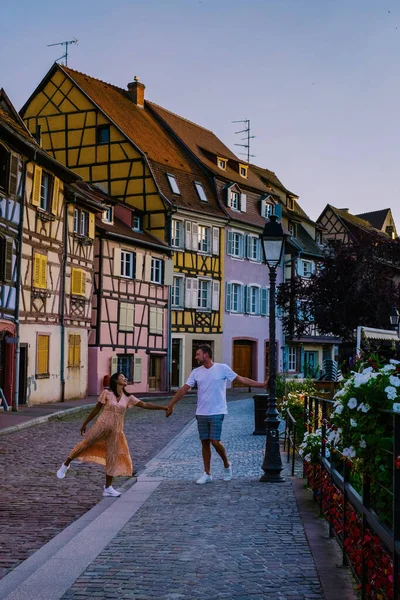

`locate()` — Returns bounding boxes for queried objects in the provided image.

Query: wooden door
[149,356,162,391]
[233,341,253,386]
[19,345,28,405]
[171,339,181,388]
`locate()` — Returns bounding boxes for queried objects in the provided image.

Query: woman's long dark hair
[109,372,125,397]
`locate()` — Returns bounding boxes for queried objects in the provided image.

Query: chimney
[127,76,145,108]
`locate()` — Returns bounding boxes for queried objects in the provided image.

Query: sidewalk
[0,398,356,600]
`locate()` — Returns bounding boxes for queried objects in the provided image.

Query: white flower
[334,388,347,399]
[304,454,312,462]
[362,367,373,374]
[359,439,367,448]
[333,404,344,415]
[390,359,400,365]
[382,364,396,372]
[393,403,400,413]
[350,418,358,427]
[385,386,398,401]
[389,376,400,388]
[347,397,358,409]
[357,403,370,413]
[342,446,356,459]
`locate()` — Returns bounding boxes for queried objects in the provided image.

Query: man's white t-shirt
[186,363,238,416]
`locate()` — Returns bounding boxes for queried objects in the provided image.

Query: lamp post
[390,306,400,332]
[259,214,287,483]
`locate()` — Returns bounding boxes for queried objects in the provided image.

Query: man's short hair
[198,344,213,359]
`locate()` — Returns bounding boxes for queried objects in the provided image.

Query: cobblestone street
[0,397,197,579]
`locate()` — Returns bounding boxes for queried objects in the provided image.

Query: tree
[277,233,400,341]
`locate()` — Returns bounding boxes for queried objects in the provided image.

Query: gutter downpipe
[60,196,70,402]
[13,157,29,411]
[166,212,173,392]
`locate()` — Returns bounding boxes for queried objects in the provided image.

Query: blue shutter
[297,259,304,277]
[239,234,244,258]
[257,239,262,262]
[246,234,251,259]
[300,347,305,374]
[274,204,282,220]
[261,287,268,316]
[283,346,289,372]
[227,231,233,255]
[241,285,246,314]
[225,282,232,312]
[246,286,251,314]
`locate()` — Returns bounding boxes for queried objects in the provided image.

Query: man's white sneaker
[56,463,69,479]
[224,464,233,481]
[196,473,213,485]
[103,485,121,497]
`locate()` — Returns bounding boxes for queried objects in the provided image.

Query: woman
[56,373,168,497]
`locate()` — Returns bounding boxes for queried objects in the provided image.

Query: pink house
[88,200,173,395]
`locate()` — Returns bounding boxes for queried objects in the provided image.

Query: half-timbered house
[251,165,340,377]
[148,104,284,383]
[20,64,228,387]
[0,90,24,408]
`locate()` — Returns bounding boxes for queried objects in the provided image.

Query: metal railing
[286,394,400,600]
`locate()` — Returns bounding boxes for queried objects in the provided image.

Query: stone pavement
[0,398,357,600]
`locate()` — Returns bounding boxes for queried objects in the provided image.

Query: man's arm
[166,384,191,417]
[234,375,269,388]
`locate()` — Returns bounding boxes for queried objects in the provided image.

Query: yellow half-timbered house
[21,64,228,387]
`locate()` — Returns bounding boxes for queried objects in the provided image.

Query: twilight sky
[1,0,399,228]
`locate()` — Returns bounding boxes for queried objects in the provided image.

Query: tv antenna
[232,119,255,163]
[47,38,78,66]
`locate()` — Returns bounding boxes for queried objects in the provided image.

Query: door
[19,344,28,405]
[149,356,162,391]
[304,351,318,378]
[233,341,253,386]
[171,339,181,388]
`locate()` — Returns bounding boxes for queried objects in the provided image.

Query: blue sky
[1,0,399,228]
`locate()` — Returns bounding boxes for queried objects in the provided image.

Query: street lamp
[259,214,287,483]
[390,306,399,331]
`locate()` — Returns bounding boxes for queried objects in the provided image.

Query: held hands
[166,406,174,418]
[80,424,86,436]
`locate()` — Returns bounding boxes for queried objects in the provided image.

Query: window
[68,334,81,367]
[121,251,135,278]
[198,279,211,310]
[231,283,241,313]
[288,222,296,237]
[132,215,141,231]
[171,220,183,248]
[151,258,163,284]
[117,355,132,380]
[39,171,54,212]
[227,231,244,258]
[287,197,294,210]
[0,144,17,196]
[217,157,227,170]
[316,231,323,245]
[36,334,49,377]
[198,225,211,254]
[230,191,239,210]
[248,236,260,261]
[249,286,260,315]
[102,206,113,223]
[194,182,207,202]
[119,302,135,331]
[239,164,248,178]
[33,253,47,289]
[302,260,313,278]
[74,208,90,236]
[96,125,110,145]
[0,237,13,283]
[149,306,163,334]
[167,174,180,195]
[71,268,86,296]
[288,347,297,372]
[172,276,184,308]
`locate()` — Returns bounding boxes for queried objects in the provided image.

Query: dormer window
[167,174,180,195]
[132,215,142,232]
[217,157,227,170]
[287,196,294,210]
[194,182,207,202]
[102,205,113,224]
[288,222,296,237]
[316,231,323,245]
[229,191,239,210]
[239,164,248,178]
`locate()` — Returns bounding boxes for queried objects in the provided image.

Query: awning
[363,329,399,342]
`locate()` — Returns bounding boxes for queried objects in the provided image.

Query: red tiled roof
[250,163,297,196]
[58,66,226,218]
[148,102,269,193]
[96,214,170,250]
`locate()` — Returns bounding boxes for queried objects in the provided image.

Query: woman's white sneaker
[103,485,121,497]
[56,463,69,479]
[224,463,233,481]
[196,473,213,485]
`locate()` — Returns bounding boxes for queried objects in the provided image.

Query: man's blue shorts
[196,414,225,440]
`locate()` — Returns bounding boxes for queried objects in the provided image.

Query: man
[166,344,268,484]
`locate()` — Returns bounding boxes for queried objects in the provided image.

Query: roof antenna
[232,119,255,163]
[47,38,78,66]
